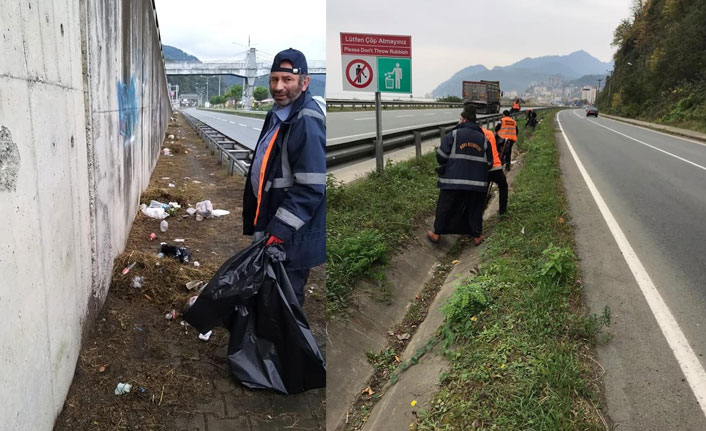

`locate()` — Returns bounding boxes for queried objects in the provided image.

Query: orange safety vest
[253,127,280,225]
[497,117,517,142]
[512,100,520,110]
[482,128,502,170]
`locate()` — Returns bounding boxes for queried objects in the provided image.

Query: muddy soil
[54,112,325,430]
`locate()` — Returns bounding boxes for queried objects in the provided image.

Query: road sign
[377,57,411,93]
[342,55,377,92]
[340,32,412,94]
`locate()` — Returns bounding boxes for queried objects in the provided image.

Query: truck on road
[462,80,501,114]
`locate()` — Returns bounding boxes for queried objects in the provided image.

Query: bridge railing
[181,111,253,176]
[326,108,547,167]
[326,98,464,110]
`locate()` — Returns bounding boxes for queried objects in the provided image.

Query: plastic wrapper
[159,243,191,263]
[184,240,325,394]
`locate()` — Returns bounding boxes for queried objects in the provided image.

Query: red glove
[266,235,284,246]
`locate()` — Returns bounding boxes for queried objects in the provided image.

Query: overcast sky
[154,0,326,65]
[327,0,634,98]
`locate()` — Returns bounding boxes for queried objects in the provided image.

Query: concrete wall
[0,0,170,429]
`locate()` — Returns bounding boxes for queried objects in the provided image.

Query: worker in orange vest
[511,99,521,113]
[481,128,508,215]
[495,110,518,171]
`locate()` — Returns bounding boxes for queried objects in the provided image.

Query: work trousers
[433,189,485,238]
[285,267,310,307]
[502,140,515,167]
[488,170,508,214]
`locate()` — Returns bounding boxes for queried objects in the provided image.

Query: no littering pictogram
[346,59,373,89]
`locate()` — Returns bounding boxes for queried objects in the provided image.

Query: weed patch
[326,155,438,314]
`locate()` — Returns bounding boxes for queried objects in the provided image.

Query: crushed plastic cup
[114,382,132,395]
[198,330,213,342]
[160,220,168,232]
[131,276,144,289]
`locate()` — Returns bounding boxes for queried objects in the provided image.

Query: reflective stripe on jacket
[243,90,326,269]
[436,122,492,192]
[497,116,518,142]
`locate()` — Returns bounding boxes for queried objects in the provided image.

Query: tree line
[598,0,706,130]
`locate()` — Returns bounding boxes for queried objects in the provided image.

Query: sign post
[375,92,383,173]
[340,32,412,174]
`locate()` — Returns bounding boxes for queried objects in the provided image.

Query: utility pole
[596,78,603,105]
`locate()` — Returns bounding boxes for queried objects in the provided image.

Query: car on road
[586,106,598,117]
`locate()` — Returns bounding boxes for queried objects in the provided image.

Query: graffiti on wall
[116,77,139,141]
[0,126,20,192]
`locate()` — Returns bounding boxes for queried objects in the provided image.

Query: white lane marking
[577,111,706,172]
[396,114,415,118]
[229,121,235,124]
[424,113,437,116]
[239,124,247,127]
[354,117,375,121]
[600,115,706,148]
[251,127,261,131]
[558,111,706,418]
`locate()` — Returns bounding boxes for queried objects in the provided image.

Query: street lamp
[203,76,219,103]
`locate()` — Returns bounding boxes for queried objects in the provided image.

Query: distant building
[581,87,597,104]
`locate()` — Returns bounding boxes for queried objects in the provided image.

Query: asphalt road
[327,108,461,142]
[557,109,706,429]
[183,108,264,150]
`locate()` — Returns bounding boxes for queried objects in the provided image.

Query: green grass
[326,155,439,314]
[412,110,609,430]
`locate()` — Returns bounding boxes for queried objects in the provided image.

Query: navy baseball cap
[271,48,308,75]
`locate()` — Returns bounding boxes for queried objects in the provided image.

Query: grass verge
[326,155,439,314]
[412,109,610,430]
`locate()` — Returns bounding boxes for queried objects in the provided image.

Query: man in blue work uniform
[242,48,326,306]
[427,105,493,246]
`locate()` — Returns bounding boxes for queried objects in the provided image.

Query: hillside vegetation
[599,0,706,131]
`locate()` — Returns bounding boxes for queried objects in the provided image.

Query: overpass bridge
[165,48,325,109]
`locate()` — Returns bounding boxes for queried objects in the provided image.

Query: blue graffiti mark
[117,77,139,141]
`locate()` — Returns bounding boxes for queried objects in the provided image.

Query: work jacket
[496,116,518,142]
[482,128,502,171]
[436,121,492,192]
[243,90,326,270]
[512,101,521,110]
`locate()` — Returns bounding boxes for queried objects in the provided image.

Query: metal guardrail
[326,98,464,110]
[326,108,547,167]
[181,111,253,176]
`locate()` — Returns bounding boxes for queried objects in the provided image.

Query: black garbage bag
[183,240,326,394]
[183,239,267,332]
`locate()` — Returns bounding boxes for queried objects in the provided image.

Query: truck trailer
[462,80,501,114]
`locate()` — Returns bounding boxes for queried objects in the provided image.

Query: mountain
[162,45,200,62]
[432,50,612,97]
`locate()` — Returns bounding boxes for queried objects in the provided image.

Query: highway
[327,108,460,143]
[557,109,706,428]
[183,108,264,150]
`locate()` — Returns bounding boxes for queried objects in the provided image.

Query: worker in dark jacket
[242,48,326,306]
[427,105,493,246]
[495,110,519,171]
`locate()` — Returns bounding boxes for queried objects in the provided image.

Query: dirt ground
[54,112,325,430]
